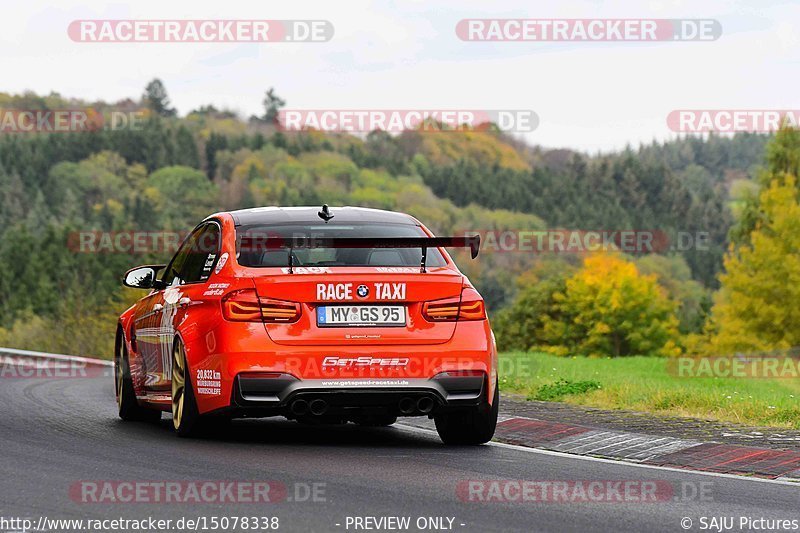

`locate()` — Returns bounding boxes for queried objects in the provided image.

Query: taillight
[422,287,486,322]
[458,288,487,320]
[222,289,261,321]
[222,289,301,323]
[422,295,460,321]
[260,298,302,322]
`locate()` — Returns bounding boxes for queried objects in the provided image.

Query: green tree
[262,87,285,124]
[175,125,200,168]
[494,270,569,352]
[147,166,218,228]
[635,254,710,335]
[730,127,800,246]
[143,78,176,117]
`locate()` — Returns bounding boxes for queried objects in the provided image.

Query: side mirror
[123,265,166,289]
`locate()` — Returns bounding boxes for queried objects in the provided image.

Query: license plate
[317,305,406,327]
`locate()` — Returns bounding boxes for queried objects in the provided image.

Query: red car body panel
[117,207,497,418]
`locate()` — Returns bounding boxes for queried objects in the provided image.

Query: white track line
[4,347,799,487]
[395,423,800,487]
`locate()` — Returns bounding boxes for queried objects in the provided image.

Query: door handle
[153,303,164,312]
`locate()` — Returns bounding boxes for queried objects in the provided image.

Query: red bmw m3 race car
[115,206,498,444]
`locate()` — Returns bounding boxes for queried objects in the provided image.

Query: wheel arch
[172,332,194,383]
[115,323,124,356]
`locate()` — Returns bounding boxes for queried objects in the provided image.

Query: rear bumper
[185,319,497,416]
[229,372,486,418]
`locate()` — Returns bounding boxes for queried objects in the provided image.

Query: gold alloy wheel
[172,342,186,430]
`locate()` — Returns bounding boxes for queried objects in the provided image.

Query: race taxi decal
[316,282,406,301]
[196,368,221,396]
[375,282,405,300]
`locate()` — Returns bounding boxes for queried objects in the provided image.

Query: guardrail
[0,346,113,367]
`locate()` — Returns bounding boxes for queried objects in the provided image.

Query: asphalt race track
[1,374,798,533]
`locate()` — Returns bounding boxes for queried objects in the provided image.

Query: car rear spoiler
[238,235,481,273]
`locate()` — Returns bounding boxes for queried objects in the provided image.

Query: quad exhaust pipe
[417,396,434,414]
[291,398,329,416]
[290,399,309,416]
[309,399,328,416]
[399,396,435,415]
[294,395,434,417]
[398,397,416,415]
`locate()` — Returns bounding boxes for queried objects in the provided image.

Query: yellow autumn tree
[708,175,800,353]
[542,254,680,357]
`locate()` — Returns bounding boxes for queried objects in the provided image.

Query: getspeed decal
[322,356,410,368]
[316,282,406,301]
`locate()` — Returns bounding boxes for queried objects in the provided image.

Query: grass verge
[500,351,800,429]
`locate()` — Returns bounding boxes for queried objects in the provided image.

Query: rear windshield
[236,223,448,268]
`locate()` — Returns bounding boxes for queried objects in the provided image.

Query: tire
[434,380,498,445]
[353,414,397,427]
[171,339,202,437]
[116,338,161,423]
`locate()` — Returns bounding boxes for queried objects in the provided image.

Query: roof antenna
[318,204,334,222]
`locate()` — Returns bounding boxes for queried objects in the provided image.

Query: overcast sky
[1,0,796,152]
